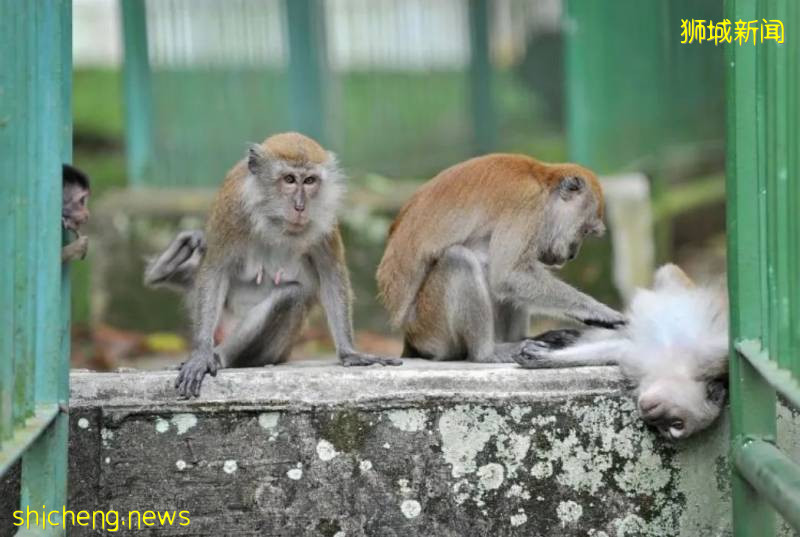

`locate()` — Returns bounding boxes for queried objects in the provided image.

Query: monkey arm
[513,336,632,369]
[61,234,88,262]
[176,262,230,397]
[497,263,626,328]
[310,234,402,367]
[190,264,229,351]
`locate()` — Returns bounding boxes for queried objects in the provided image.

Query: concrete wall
[4,361,800,536]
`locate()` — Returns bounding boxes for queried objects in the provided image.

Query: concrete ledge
[12,361,800,536]
[70,359,626,409]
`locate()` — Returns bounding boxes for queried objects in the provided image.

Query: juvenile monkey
[159,132,400,397]
[515,264,728,440]
[376,153,625,363]
[62,163,91,262]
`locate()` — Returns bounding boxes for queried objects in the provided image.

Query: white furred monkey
[515,264,728,440]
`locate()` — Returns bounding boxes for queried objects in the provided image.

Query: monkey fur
[516,264,728,440]
[377,153,625,363]
[62,163,91,262]
[158,132,400,397]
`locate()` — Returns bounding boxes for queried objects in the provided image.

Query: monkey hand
[569,304,627,329]
[175,349,222,398]
[340,351,402,367]
[61,235,89,263]
[529,329,582,350]
[511,340,551,369]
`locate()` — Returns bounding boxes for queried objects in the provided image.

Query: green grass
[71,70,127,326]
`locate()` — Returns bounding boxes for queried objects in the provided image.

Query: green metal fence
[119,0,555,187]
[566,0,725,176]
[0,1,72,534]
[726,0,800,534]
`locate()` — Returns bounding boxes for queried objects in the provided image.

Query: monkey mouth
[284,220,308,233]
[539,251,566,267]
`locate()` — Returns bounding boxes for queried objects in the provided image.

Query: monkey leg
[176,284,309,398]
[217,283,310,368]
[405,246,516,362]
[144,230,206,291]
[494,302,530,342]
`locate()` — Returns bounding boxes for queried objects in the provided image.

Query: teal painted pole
[121,0,154,187]
[467,0,496,155]
[0,0,18,443]
[18,1,70,531]
[285,0,326,143]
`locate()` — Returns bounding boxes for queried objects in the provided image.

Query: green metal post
[734,439,800,530]
[0,0,17,444]
[467,0,496,155]
[19,2,70,530]
[285,0,326,143]
[565,0,666,173]
[726,0,777,533]
[121,0,154,187]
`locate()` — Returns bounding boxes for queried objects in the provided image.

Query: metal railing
[726,0,800,534]
[0,2,72,535]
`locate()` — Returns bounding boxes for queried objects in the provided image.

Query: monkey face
[539,175,605,267]
[62,164,91,232]
[273,167,323,232]
[636,375,726,440]
[246,144,344,238]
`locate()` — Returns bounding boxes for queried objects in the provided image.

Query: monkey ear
[653,263,695,291]
[558,176,585,200]
[706,378,728,405]
[247,144,269,175]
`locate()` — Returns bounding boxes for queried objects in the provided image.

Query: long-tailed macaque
[62,163,91,262]
[376,154,625,363]
[150,132,401,397]
[515,264,728,440]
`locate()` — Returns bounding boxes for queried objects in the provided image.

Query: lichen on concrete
[42,362,800,537]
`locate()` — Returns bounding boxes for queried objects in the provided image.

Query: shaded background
[70,0,725,368]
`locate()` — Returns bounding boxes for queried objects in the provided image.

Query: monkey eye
[303,175,318,185]
[670,418,684,430]
[283,174,297,184]
[562,176,583,192]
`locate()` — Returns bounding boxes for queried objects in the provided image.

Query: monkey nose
[637,396,661,417]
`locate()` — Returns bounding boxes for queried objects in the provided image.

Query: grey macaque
[515,264,729,440]
[62,163,90,262]
[147,132,401,398]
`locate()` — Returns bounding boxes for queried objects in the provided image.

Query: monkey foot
[175,352,222,398]
[340,353,403,367]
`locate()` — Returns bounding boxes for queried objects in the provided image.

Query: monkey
[514,264,728,440]
[375,153,626,363]
[62,163,91,262]
[162,132,400,397]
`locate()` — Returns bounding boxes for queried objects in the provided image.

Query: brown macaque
[376,153,625,363]
[62,163,90,262]
[147,132,401,398]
